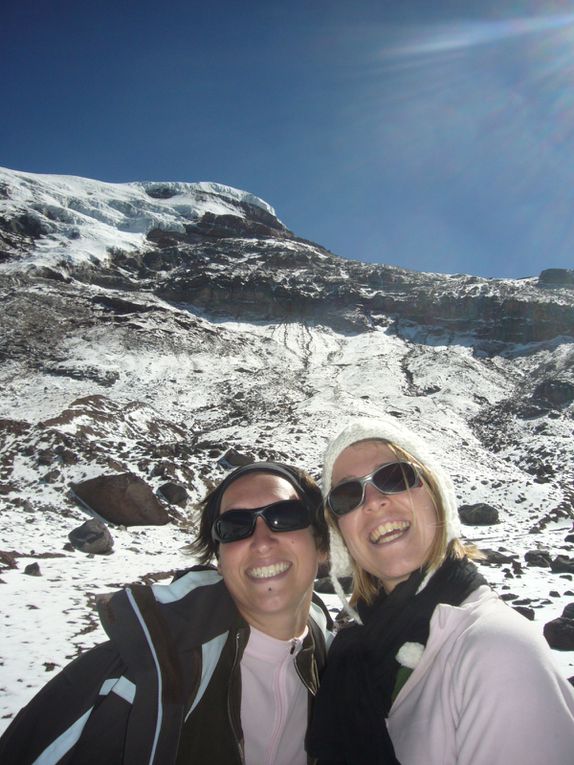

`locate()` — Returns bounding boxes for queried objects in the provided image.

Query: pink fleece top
[240,625,309,765]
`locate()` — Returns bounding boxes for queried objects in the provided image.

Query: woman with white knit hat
[307,417,574,765]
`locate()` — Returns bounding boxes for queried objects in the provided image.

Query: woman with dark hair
[1,461,331,765]
[308,418,574,765]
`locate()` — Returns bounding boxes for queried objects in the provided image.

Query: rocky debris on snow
[524,550,552,568]
[458,503,499,525]
[218,448,255,469]
[71,473,170,526]
[480,548,518,565]
[551,555,574,575]
[68,519,114,555]
[513,605,535,620]
[0,550,18,571]
[531,378,574,410]
[157,481,189,507]
[0,167,574,715]
[23,562,41,576]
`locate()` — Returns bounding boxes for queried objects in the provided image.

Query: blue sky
[2,0,574,279]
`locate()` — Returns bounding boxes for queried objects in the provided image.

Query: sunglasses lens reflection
[373,463,418,494]
[213,500,310,543]
[329,462,419,516]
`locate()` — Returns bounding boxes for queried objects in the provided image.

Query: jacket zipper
[228,630,245,764]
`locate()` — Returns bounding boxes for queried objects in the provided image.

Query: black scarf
[307,556,487,765]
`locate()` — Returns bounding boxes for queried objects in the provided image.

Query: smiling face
[217,472,323,639]
[332,441,439,594]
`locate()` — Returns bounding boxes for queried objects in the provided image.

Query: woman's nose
[250,515,276,546]
[361,481,388,512]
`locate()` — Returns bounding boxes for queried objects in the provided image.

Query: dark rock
[458,503,499,525]
[55,447,78,465]
[24,562,41,576]
[158,481,189,507]
[524,550,552,567]
[544,617,574,650]
[8,213,48,238]
[68,519,114,555]
[218,448,254,469]
[41,469,61,483]
[538,268,574,288]
[144,185,178,199]
[562,603,574,619]
[63,542,75,552]
[565,533,574,544]
[481,548,518,565]
[71,473,170,526]
[37,449,54,465]
[0,550,18,570]
[513,606,535,621]
[151,461,177,479]
[531,378,574,409]
[551,555,574,574]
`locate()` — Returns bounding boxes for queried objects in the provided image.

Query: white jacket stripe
[126,588,163,765]
[99,676,136,704]
[32,708,93,765]
[185,632,229,721]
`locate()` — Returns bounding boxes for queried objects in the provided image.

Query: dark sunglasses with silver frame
[211,499,312,544]
[327,460,422,517]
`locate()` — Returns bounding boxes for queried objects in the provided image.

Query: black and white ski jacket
[0,567,331,765]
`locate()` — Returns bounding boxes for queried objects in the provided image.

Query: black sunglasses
[327,461,422,517]
[211,499,311,544]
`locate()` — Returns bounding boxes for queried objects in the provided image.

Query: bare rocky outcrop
[71,473,170,526]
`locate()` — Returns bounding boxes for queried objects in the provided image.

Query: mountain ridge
[0,166,572,727]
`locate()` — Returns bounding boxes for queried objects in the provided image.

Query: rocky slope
[0,167,573,727]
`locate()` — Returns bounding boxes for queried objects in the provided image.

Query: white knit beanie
[323,416,462,589]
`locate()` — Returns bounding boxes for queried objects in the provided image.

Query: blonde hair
[327,439,482,605]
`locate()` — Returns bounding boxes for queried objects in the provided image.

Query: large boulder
[71,473,170,526]
[550,555,574,574]
[158,481,189,507]
[544,617,574,651]
[458,503,499,526]
[68,519,114,555]
[524,550,552,568]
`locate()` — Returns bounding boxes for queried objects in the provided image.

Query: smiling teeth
[369,521,410,544]
[248,561,291,579]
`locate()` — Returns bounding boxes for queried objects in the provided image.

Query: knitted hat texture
[323,417,462,580]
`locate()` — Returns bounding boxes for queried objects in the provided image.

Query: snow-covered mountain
[0,166,573,729]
